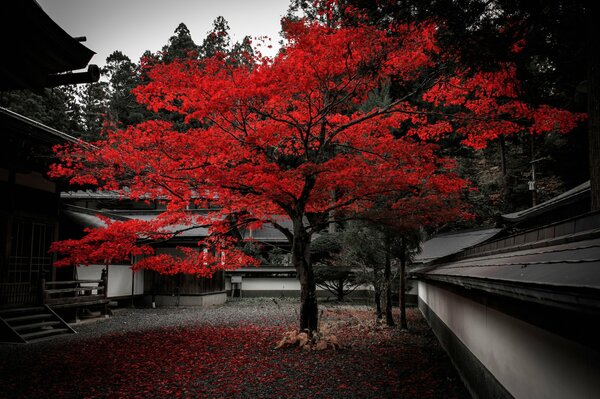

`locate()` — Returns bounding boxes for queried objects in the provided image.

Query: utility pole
[529,157,549,207]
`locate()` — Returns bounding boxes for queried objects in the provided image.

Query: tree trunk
[292,219,318,332]
[337,278,344,301]
[384,234,395,327]
[399,238,408,330]
[499,135,512,211]
[588,5,600,211]
[328,190,337,233]
[374,267,382,320]
[530,134,538,207]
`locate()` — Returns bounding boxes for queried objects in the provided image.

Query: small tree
[339,222,419,327]
[314,264,357,301]
[311,232,359,301]
[339,223,388,319]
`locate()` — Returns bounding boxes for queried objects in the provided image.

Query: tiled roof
[502,181,590,223]
[414,228,502,264]
[0,107,80,144]
[63,206,208,238]
[63,206,289,242]
[415,212,600,310]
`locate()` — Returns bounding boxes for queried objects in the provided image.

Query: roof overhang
[0,106,80,145]
[502,181,591,224]
[414,228,502,264]
[0,107,83,173]
[414,212,600,312]
[0,0,99,90]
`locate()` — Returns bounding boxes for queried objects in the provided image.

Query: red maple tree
[51,9,583,330]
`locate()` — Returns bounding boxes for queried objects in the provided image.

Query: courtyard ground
[0,299,468,399]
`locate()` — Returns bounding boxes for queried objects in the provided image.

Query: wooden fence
[42,277,108,308]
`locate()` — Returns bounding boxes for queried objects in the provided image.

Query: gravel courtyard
[0,299,468,399]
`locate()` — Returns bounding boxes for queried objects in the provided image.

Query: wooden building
[0,0,99,343]
[61,191,227,307]
[0,108,81,307]
[61,191,361,302]
[226,219,296,298]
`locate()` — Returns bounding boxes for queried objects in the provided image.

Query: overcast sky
[37,0,290,68]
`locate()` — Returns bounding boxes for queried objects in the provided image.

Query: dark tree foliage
[340,0,592,212]
[76,82,109,141]
[103,51,149,128]
[229,36,254,68]
[334,223,388,319]
[200,16,231,58]
[0,81,109,142]
[0,87,82,133]
[311,232,358,301]
[342,0,586,104]
[289,0,591,217]
[199,16,255,67]
[142,18,255,133]
[587,5,600,210]
[161,23,200,63]
[2,18,257,142]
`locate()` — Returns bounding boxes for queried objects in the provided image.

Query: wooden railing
[0,282,39,307]
[42,277,108,308]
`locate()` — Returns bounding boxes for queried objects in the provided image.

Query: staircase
[0,305,75,343]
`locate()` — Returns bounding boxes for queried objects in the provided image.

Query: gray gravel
[1,298,302,352]
[0,297,376,353]
[1,299,470,399]
[78,297,300,335]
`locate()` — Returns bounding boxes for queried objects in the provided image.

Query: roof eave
[416,273,600,313]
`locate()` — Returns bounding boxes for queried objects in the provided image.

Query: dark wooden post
[384,233,395,327]
[399,238,408,330]
[101,268,108,317]
[100,269,108,299]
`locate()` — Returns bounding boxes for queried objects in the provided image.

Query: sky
[37,0,291,68]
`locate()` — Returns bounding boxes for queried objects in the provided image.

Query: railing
[0,282,39,307]
[42,277,108,308]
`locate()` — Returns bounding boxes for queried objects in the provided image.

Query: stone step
[13,320,62,332]
[0,306,45,316]
[4,313,52,325]
[22,328,71,342]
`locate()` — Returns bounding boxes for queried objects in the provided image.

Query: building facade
[0,0,99,310]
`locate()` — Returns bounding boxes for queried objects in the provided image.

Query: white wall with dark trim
[77,264,144,298]
[419,281,600,399]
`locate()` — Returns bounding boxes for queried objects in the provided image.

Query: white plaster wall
[150,292,226,307]
[407,279,419,296]
[239,277,300,291]
[225,276,372,294]
[418,281,600,399]
[77,264,144,298]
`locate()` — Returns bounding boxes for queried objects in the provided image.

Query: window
[0,219,53,305]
